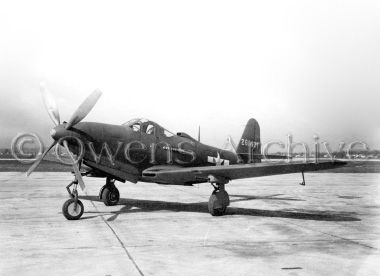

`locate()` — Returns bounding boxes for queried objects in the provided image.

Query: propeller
[26,84,102,177]
[223,135,238,153]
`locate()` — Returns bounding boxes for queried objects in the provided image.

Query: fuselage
[52,120,238,183]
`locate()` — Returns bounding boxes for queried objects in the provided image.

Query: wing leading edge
[142,160,346,185]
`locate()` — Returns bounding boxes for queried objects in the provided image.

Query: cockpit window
[131,123,140,132]
[122,118,149,127]
[145,124,155,135]
[122,118,175,138]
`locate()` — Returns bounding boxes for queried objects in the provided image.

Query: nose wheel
[62,180,84,220]
[99,178,120,206]
[62,198,84,220]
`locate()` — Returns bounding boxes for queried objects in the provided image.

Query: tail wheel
[208,190,229,216]
[101,187,120,206]
[62,198,84,220]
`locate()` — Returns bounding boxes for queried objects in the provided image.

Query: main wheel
[208,190,229,216]
[220,190,230,207]
[101,187,120,206]
[62,198,84,220]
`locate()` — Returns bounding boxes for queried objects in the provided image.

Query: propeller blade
[26,141,57,176]
[223,135,238,153]
[63,140,86,191]
[228,135,238,153]
[41,83,60,126]
[66,89,102,129]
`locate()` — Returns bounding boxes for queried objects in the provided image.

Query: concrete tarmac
[0,172,379,275]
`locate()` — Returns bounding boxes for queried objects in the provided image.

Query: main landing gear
[62,180,84,220]
[208,183,230,216]
[99,178,120,206]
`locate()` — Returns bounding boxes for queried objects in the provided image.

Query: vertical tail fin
[236,118,261,163]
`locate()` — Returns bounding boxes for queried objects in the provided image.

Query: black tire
[101,187,120,206]
[208,191,228,216]
[99,185,107,200]
[62,198,84,220]
[219,190,230,207]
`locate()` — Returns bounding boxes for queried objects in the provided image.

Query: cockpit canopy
[122,118,175,137]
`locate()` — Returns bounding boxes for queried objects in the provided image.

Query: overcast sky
[0,1,379,151]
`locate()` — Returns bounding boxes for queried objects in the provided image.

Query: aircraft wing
[142,160,346,185]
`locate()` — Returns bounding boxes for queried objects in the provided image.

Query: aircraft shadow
[80,195,360,222]
[228,194,306,203]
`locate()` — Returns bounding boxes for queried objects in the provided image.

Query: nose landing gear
[99,178,120,206]
[62,180,84,220]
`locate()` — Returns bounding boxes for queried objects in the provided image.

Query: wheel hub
[109,192,117,201]
[67,202,81,216]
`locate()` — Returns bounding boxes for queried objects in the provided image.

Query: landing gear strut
[208,183,230,216]
[99,178,120,206]
[62,180,84,220]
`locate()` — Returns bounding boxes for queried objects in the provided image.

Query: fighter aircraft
[27,87,346,220]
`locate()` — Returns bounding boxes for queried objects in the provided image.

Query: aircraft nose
[50,125,67,140]
[50,128,57,139]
